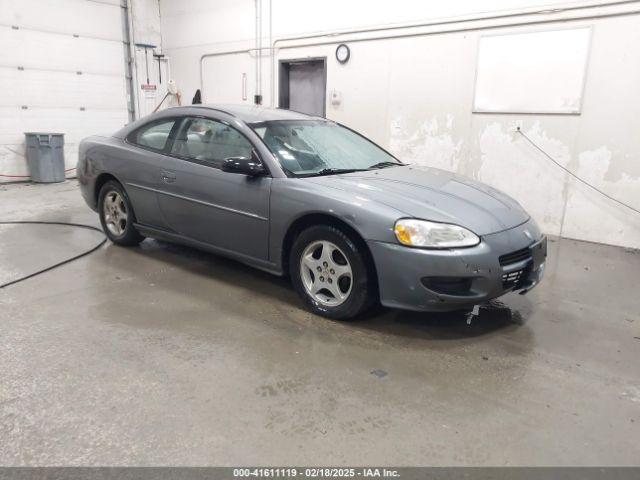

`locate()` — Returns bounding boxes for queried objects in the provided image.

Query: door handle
[160,170,176,183]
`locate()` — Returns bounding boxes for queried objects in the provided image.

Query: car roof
[112,104,327,140]
[174,104,321,123]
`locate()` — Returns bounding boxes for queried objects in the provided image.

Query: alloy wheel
[103,190,128,237]
[300,240,353,306]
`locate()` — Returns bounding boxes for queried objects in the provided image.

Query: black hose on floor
[0,221,107,289]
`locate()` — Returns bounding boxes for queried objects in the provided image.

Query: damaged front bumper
[368,219,547,312]
[517,236,547,295]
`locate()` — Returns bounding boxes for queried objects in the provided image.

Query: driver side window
[171,117,254,168]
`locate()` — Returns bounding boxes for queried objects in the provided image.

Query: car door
[154,116,271,261]
[121,117,179,229]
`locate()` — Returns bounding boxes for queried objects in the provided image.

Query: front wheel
[290,225,376,320]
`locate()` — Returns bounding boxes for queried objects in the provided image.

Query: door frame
[278,57,327,117]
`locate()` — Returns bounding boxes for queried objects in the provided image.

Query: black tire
[98,180,144,246]
[290,225,376,320]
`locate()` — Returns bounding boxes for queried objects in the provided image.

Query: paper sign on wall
[141,84,157,98]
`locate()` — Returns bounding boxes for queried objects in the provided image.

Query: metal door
[279,58,326,117]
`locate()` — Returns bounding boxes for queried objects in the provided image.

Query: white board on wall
[473,27,591,114]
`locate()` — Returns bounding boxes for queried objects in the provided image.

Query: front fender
[269,178,405,269]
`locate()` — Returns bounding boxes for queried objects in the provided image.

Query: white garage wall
[0,0,131,182]
[160,0,640,248]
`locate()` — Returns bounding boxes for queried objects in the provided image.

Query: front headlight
[394,219,480,248]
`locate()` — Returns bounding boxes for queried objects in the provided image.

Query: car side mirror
[221,153,266,177]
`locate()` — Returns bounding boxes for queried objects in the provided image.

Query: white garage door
[0,0,130,182]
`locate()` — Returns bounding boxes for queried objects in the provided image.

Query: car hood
[306,165,529,236]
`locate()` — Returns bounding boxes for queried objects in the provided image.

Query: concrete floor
[1,180,639,466]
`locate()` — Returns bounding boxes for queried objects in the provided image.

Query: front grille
[499,247,532,266]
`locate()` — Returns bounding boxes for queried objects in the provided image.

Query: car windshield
[250,120,403,176]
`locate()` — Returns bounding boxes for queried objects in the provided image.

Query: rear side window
[171,117,254,168]
[129,119,175,151]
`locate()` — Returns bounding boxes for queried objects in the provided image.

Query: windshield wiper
[301,163,403,177]
[308,168,367,177]
[368,161,405,170]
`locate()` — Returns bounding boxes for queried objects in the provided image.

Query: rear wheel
[98,180,144,246]
[290,225,376,320]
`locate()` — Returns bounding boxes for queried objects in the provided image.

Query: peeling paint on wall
[385,112,640,248]
[576,146,612,184]
[475,121,570,236]
[562,146,640,245]
[474,123,640,246]
[389,116,462,171]
[386,117,640,242]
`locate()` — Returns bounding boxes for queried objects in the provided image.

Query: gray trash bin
[25,132,65,183]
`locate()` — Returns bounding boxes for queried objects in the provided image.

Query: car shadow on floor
[356,299,528,341]
[111,238,533,344]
